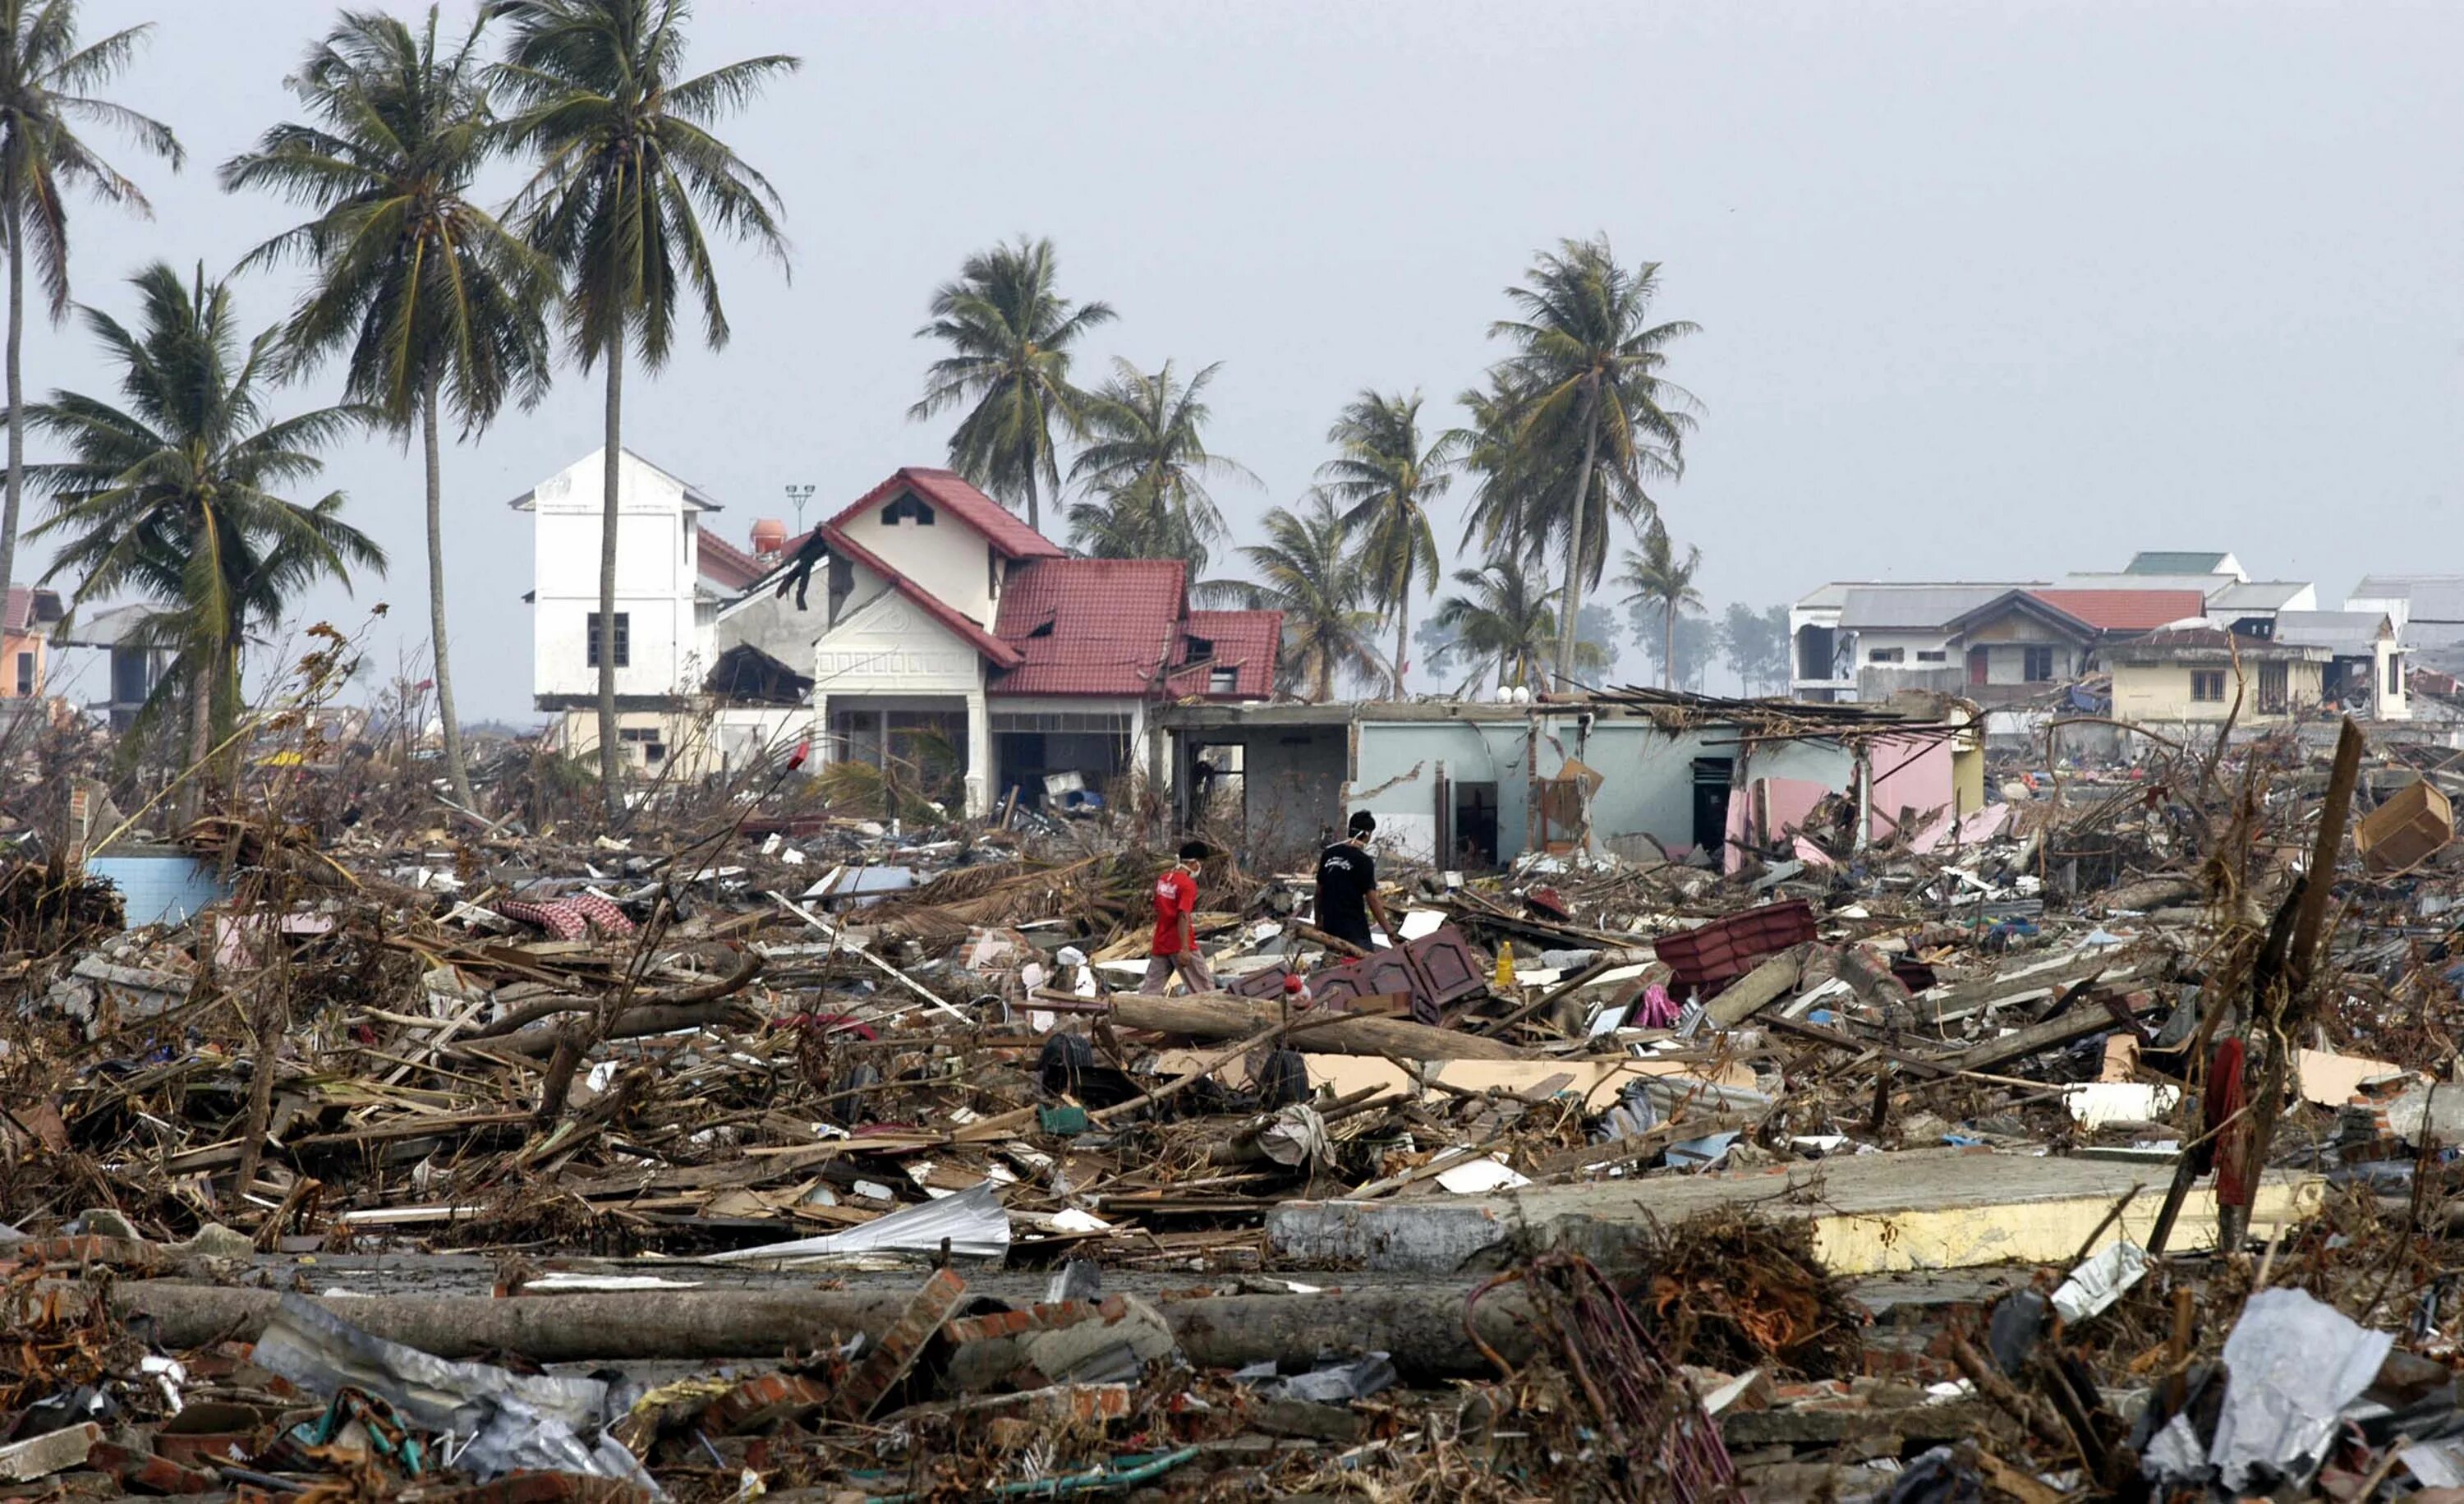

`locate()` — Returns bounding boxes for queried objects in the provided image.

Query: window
[881,492,935,526]
[2024,646,2057,683]
[1867,646,1904,664]
[2391,654,2405,697]
[2191,669,2227,703]
[618,726,665,764]
[2257,660,2288,714]
[1208,667,1239,694]
[13,651,31,697]
[585,611,630,668]
[1916,650,1947,664]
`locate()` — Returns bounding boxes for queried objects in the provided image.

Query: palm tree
[0,2,182,629]
[912,237,1114,535]
[1213,495,1380,702]
[1619,519,1703,690]
[1487,236,1699,684]
[490,0,797,810]
[1430,562,1602,693]
[24,262,382,803]
[1317,390,1450,698]
[221,6,553,810]
[1064,357,1253,574]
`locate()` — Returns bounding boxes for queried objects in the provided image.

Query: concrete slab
[1266,1146,2324,1275]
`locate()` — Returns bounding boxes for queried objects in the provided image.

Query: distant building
[2104,626,2328,727]
[0,586,63,702]
[54,602,168,731]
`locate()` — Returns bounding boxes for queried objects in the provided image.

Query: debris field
[9,704,2464,1502]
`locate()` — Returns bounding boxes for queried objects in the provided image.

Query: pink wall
[1864,733,1956,843]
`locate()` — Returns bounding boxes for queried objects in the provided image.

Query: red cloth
[2209,1036,2251,1207]
[1151,868,1198,954]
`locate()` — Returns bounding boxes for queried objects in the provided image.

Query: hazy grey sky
[33,0,2464,715]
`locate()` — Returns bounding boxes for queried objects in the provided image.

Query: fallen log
[100,1281,1540,1378]
[1096,991,1529,1060]
[456,999,764,1058]
[1704,947,1804,1028]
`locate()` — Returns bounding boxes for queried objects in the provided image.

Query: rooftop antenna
[784,482,816,533]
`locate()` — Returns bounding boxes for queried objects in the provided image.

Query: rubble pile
[11,711,2464,1499]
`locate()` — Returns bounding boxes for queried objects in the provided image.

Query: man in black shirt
[1313,810,1394,950]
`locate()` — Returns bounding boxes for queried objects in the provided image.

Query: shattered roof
[1168,609,1283,698]
[991,558,1188,695]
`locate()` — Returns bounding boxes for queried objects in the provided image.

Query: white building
[520,456,1283,813]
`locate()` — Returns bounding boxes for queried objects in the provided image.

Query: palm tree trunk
[1023,463,1040,536]
[183,672,209,825]
[1555,382,1602,688]
[1392,585,1410,701]
[1662,600,1675,690]
[0,198,24,633]
[595,333,624,818]
[424,374,475,810]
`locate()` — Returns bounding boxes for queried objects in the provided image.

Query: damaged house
[520,453,1280,812]
[1156,688,1985,872]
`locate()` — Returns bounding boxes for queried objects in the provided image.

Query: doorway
[1692,757,1735,861]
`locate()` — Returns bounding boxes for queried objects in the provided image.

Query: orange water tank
[751,517,788,557]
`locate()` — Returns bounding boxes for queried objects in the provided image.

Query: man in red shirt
[1141,840,1216,995]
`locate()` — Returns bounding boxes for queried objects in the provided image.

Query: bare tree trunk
[595,333,624,818]
[424,375,475,809]
[1554,381,1602,688]
[0,198,23,629]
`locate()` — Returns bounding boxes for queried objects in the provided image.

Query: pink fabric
[1634,982,1681,1028]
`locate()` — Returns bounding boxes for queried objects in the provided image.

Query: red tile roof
[2026,589,2208,633]
[1167,609,1282,698]
[990,559,1187,696]
[821,525,1023,668]
[825,468,1063,562]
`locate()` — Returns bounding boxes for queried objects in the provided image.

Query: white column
[811,692,830,765]
[964,688,992,817]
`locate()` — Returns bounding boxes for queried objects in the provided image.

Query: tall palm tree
[1064,357,1253,575]
[1619,518,1703,690]
[1487,237,1699,684]
[24,262,382,802]
[1429,561,1602,694]
[1317,389,1450,698]
[0,2,182,625]
[1212,495,1380,702]
[912,236,1114,535]
[490,0,797,809]
[222,6,553,810]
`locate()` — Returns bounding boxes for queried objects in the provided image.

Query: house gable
[813,573,992,695]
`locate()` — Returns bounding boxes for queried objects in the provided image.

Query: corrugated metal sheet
[2272,610,2388,652]
[2209,581,2311,611]
[2125,550,2232,576]
[1837,585,2016,631]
